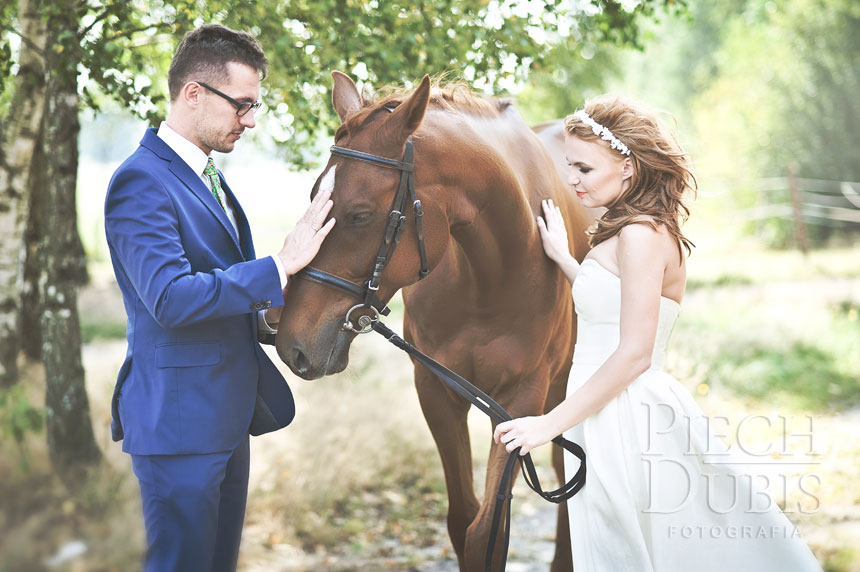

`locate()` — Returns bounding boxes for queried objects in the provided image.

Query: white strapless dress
[562,259,821,571]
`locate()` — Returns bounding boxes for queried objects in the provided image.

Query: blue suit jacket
[105,128,294,455]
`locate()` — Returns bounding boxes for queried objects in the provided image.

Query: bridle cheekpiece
[296,136,429,333]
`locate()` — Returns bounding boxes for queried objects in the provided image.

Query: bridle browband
[297,136,428,331]
[295,136,586,572]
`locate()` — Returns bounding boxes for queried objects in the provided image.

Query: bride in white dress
[494,96,821,571]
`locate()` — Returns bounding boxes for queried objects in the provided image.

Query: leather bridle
[296,136,428,332]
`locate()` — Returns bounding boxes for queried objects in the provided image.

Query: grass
[669,288,860,413]
[715,340,860,411]
[80,320,126,343]
[0,360,145,572]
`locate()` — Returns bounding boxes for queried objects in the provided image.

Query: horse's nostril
[293,348,310,375]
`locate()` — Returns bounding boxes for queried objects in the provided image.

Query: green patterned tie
[204,157,226,211]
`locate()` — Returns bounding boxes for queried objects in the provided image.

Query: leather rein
[296,138,586,572]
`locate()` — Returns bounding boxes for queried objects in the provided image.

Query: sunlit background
[2,1,859,570]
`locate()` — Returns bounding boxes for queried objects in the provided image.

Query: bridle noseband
[297,135,429,333]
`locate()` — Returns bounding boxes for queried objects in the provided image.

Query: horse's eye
[349,211,373,225]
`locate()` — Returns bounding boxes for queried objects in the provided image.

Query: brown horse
[276,72,593,571]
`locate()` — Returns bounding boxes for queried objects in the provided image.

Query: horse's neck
[449,191,537,292]
[428,120,546,297]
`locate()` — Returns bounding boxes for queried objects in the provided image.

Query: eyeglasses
[197,82,263,116]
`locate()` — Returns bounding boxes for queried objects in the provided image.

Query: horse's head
[275,72,449,379]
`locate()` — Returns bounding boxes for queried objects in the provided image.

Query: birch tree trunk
[0,0,47,386]
[20,135,44,361]
[38,0,101,489]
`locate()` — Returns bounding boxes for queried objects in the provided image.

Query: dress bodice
[571,258,680,370]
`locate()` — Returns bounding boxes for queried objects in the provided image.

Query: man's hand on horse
[278,188,336,276]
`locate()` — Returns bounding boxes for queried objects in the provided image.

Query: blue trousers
[131,437,250,572]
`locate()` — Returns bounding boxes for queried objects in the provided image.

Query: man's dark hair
[168,24,268,101]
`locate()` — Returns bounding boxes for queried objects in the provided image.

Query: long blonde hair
[563,96,697,258]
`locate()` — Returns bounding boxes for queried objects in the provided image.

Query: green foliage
[514,40,621,125]
[76,1,199,123]
[0,385,43,442]
[3,0,679,167]
[0,40,12,106]
[0,385,44,472]
[191,0,682,165]
[822,546,859,572]
[770,0,860,181]
[714,341,860,411]
[688,0,860,181]
[588,0,691,49]
[504,1,693,124]
[0,2,19,114]
[694,297,860,412]
[609,0,860,247]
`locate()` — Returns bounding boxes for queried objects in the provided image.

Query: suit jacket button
[263,301,272,309]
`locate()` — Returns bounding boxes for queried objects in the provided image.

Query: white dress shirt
[157,122,285,332]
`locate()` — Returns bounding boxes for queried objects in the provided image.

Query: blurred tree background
[518,0,860,248]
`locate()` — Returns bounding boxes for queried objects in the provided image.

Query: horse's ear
[383,74,431,140]
[332,71,362,123]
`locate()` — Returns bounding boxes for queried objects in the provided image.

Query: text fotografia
[667,525,804,540]
[641,404,821,514]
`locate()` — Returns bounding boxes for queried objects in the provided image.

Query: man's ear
[182,82,202,109]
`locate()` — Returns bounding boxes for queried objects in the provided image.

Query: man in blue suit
[104,25,335,572]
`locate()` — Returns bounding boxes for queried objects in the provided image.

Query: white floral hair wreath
[573,109,631,156]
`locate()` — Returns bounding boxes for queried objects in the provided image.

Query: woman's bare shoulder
[618,221,679,264]
[618,219,663,241]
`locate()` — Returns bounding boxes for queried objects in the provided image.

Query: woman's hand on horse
[493,415,557,456]
[278,188,336,276]
[537,199,571,264]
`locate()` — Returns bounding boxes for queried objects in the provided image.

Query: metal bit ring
[342,304,380,334]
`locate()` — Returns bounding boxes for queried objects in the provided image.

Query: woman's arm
[494,222,671,454]
[538,199,580,283]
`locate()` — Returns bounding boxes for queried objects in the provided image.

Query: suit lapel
[140,129,244,256]
[220,178,255,260]
[168,158,244,255]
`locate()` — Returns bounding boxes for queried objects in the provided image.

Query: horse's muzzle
[276,324,353,380]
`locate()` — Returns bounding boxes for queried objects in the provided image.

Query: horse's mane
[335,78,513,139]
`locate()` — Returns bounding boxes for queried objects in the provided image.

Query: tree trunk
[0,0,47,386]
[39,0,101,490]
[20,133,45,361]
